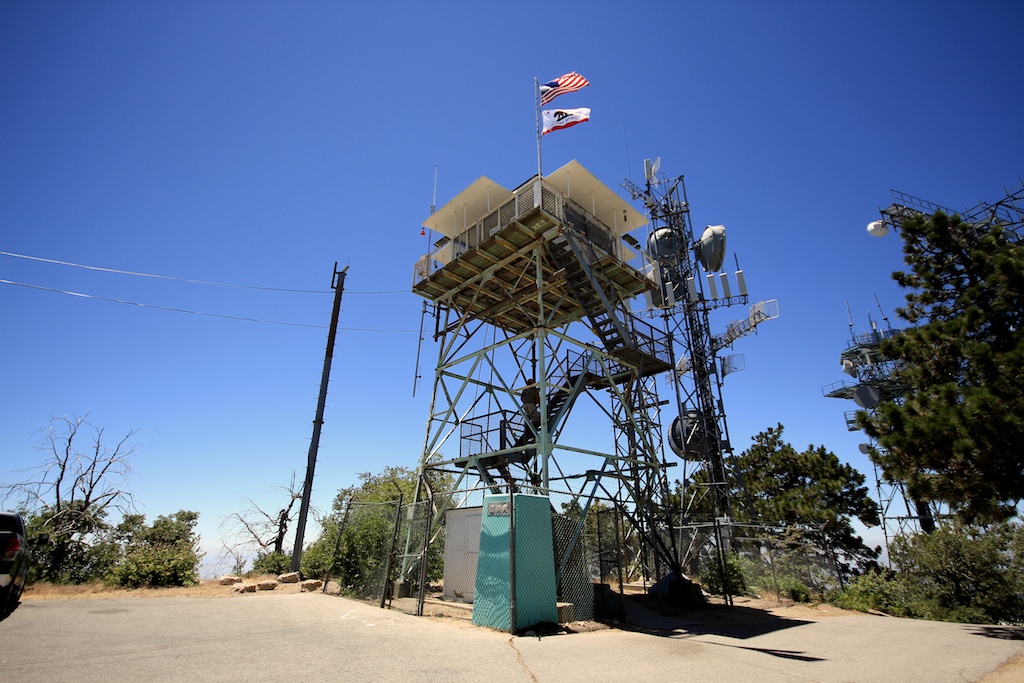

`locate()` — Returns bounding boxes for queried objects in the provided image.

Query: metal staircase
[549,228,672,377]
[551,230,633,356]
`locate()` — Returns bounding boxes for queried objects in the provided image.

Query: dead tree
[221,473,303,561]
[1,415,139,581]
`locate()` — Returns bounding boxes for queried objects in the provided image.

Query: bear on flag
[541,108,591,135]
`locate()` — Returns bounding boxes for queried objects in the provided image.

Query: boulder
[256,579,279,591]
[300,579,323,592]
[278,571,300,584]
[219,575,243,585]
[231,583,256,593]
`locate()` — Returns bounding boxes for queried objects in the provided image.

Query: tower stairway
[549,229,672,377]
[451,356,592,491]
[511,360,591,451]
[550,231,631,355]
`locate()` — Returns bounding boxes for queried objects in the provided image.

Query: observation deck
[412,161,655,338]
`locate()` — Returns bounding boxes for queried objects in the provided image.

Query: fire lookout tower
[407,160,773,625]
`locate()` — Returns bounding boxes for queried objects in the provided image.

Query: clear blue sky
[2,1,1021,573]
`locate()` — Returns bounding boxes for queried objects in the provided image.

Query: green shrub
[299,534,337,580]
[830,522,1024,624]
[250,551,290,577]
[111,545,200,588]
[829,569,905,615]
[107,511,202,589]
[776,576,811,602]
[699,552,748,596]
[890,522,1024,624]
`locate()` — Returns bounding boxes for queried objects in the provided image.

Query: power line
[0,250,329,293]
[0,279,327,328]
[0,278,421,332]
[0,250,410,295]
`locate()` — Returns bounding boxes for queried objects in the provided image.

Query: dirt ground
[20,576,306,601]
[705,593,858,619]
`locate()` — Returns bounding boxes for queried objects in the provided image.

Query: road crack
[507,636,538,682]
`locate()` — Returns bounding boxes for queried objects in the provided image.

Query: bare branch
[219,472,305,557]
[1,415,139,541]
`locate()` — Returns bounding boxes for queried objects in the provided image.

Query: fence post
[380,494,404,609]
[767,540,781,605]
[613,505,625,615]
[415,497,433,617]
[509,491,517,633]
[829,542,845,591]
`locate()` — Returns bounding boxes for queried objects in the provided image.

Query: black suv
[1,512,30,618]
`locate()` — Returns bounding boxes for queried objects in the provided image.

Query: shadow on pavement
[701,642,825,662]
[616,594,813,641]
[968,625,1024,641]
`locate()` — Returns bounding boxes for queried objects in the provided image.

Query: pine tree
[863,211,1024,522]
[732,424,881,573]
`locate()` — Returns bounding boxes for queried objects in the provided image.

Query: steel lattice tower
[826,181,1024,554]
[622,167,777,575]
[407,159,776,603]
[410,162,684,586]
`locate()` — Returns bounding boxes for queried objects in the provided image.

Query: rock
[300,579,323,592]
[278,571,300,584]
[231,583,256,593]
[256,579,279,591]
[219,575,243,585]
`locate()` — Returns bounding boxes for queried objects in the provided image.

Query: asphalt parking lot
[2,592,1022,682]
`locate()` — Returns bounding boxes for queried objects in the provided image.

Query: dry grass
[22,575,306,601]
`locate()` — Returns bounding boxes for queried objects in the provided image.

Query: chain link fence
[741,532,848,601]
[692,526,850,605]
[316,491,856,625]
[320,499,404,606]
[319,488,672,630]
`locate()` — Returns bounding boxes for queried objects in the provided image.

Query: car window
[0,514,26,535]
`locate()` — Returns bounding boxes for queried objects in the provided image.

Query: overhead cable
[1,278,419,332]
[0,279,328,328]
[1,249,410,295]
[0,250,329,293]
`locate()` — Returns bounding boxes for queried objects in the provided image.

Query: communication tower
[622,163,777,573]
[822,310,937,550]
[866,182,1024,243]
[828,182,1024,554]
[409,159,774,616]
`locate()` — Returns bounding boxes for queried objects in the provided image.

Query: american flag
[539,72,590,105]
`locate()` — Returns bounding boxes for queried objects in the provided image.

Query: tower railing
[413,178,631,283]
[457,409,531,462]
[622,312,673,367]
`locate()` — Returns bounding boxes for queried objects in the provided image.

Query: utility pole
[290,263,348,573]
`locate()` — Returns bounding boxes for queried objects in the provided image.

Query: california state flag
[541,107,591,135]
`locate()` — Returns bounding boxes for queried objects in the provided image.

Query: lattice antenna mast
[823,313,935,553]
[850,183,1024,548]
[624,169,732,522]
[624,160,778,577]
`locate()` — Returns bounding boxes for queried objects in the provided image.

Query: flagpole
[534,77,542,179]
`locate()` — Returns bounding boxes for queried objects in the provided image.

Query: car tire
[10,583,22,613]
